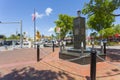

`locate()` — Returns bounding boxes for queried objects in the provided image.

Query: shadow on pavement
[95,48,120,62]
[97,68,120,78]
[107,49,120,62]
[85,76,90,80]
[0,66,75,80]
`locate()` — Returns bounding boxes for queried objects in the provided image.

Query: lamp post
[0,20,23,48]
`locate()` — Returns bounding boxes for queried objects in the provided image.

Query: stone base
[67,48,91,53]
[59,48,106,65]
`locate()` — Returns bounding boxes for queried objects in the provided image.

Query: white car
[44,40,59,47]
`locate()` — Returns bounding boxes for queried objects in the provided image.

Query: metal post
[81,42,84,64]
[101,41,104,53]
[90,49,97,80]
[103,42,106,55]
[34,8,36,48]
[60,41,62,52]
[20,20,23,48]
[81,42,84,56]
[37,44,39,62]
[91,40,94,49]
[52,41,54,52]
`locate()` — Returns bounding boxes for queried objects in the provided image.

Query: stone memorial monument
[59,10,105,65]
[73,10,86,49]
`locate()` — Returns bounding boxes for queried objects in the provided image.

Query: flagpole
[34,8,36,48]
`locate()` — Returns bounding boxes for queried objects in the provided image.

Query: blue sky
[0,0,120,37]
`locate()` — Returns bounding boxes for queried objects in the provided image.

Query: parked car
[4,41,12,46]
[44,40,59,47]
[0,42,3,46]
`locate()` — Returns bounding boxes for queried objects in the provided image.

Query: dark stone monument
[73,10,86,49]
[59,10,105,65]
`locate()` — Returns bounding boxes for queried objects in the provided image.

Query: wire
[96,54,120,68]
[40,48,52,58]
[65,53,90,61]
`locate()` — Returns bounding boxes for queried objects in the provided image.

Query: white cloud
[48,27,54,32]
[45,8,53,16]
[31,8,53,19]
[32,12,44,19]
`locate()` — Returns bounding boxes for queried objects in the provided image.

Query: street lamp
[0,20,23,48]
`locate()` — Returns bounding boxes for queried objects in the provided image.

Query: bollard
[90,49,97,80]
[59,41,62,52]
[101,41,104,53]
[81,42,84,64]
[81,42,84,56]
[91,41,94,49]
[37,44,40,62]
[52,41,54,52]
[103,42,106,55]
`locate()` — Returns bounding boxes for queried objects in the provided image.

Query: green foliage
[98,24,120,38]
[107,41,119,46]
[7,34,20,40]
[0,35,7,40]
[3,35,7,40]
[82,0,118,32]
[113,24,120,34]
[54,14,74,39]
[99,27,115,38]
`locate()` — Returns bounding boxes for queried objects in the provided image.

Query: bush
[107,41,119,46]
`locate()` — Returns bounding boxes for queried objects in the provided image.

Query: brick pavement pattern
[0,47,120,80]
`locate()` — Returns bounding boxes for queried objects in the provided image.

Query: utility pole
[20,20,23,48]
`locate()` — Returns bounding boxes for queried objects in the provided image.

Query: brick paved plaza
[0,47,120,80]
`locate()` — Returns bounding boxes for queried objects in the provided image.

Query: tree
[54,14,74,40]
[113,24,120,34]
[82,0,119,32]
[51,34,55,40]
[108,0,120,16]
[8,34,18,40]
[99,27,115,39]
[0,35,6,40]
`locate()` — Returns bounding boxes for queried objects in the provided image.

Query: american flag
[32,13,36,21]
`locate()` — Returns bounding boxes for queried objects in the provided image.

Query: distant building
[87,33,120,42]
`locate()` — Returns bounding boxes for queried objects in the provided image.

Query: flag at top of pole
[32,9,36,21]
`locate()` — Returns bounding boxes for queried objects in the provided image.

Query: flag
[32,13,36,21]
[32,8,36,21]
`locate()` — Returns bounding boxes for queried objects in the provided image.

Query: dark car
[0,42,3,46]
[4,41,12,46]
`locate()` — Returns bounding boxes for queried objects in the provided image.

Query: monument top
[77,10,81,17]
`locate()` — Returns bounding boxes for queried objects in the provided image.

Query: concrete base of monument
[59,48,106,65]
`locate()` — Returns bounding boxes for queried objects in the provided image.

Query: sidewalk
[0,48,120,80]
